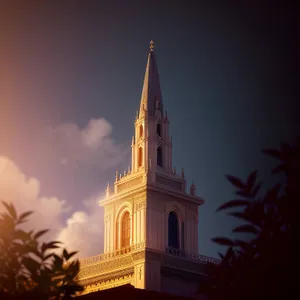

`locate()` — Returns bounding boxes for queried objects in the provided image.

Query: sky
[0,1,299,258]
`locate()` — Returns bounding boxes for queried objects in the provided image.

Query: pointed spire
[190,181,196,196]
[139,41,163,117]
[106,182,110,197]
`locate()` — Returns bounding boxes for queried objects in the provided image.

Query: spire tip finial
[149,40,154,51]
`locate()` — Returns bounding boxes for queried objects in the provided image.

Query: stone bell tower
[78,42,219,298]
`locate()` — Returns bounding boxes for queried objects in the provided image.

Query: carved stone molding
[135,201,145,212]
[131,250,145,261]
[83,272,134,294]
[104,214,111,223]
[117,176,143,193]
[79,267,134,286]
[78,247,146,280]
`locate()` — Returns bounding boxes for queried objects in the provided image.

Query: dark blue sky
[0,1,299,257]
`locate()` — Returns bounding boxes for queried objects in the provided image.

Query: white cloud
[56,195,105,259]
[0,156,68,237]
[0,155,105,259]
[44,118,125,171]
[0,117,128,259]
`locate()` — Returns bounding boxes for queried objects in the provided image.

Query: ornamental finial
[149,40,154,51]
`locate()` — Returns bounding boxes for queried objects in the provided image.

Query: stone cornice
[147,184,204,205]
[99,182,204,207]
[78,248,145,280]
[79,267,134,286]
[99,184,147,206]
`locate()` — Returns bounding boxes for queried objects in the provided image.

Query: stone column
[104,216,107,253]
[137,209,141,243]
[141,205,145,242]
[134,210,137,245]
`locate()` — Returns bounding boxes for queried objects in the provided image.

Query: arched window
[139,125,143,138]
[156,123,161,137]
[138,147,143,167]
[168,211,179,249]
[121,212,130,248]
[157,146,163,167]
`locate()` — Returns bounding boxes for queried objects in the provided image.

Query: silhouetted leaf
[228,211,258,225]
[247,170,257,188]
[272,164,284,174]
[43,253,54,261]
[0,201,83,297]
[34,229,49,240]
[53,254,64,270]
[22,257,40,275]
[226,175,245,189]
[41,241,62,253]
[18,211,34,223]
[234,239,252,251]
[1,201,17,220]
[233,224,259,234]
[212,237,236,247]
[264,183,281,204]
[252,181,262,197]
[14,229,31,242]
[262,148,281,159]
[63,249,78,261]
[216,200,250,212]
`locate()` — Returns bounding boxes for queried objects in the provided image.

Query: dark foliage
[200,138,300,299]
[0,202,84,299]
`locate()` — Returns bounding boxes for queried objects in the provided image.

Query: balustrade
[80,242,220,269]
[166,246,221,265]
[80,241,146,267]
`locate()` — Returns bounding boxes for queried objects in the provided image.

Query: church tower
[78,42,219,297]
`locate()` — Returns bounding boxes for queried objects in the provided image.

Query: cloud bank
[0,118,127,259]
[44,117,125,171]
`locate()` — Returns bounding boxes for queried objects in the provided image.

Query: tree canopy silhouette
[0,201,84,299]
[200,137,300,299]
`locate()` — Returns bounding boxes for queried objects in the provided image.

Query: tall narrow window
[139,125,143,138]
[157,123,161,137]
[138,147,143,167]
[157,146,163,167]
[168,211,179,249]
[121,212,130,248]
